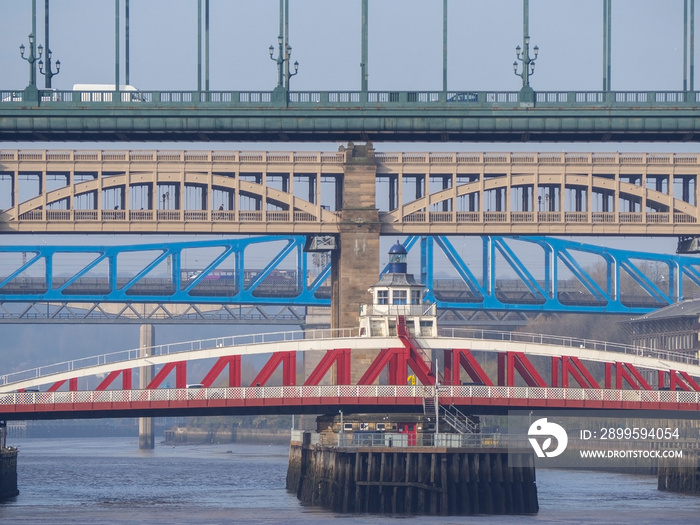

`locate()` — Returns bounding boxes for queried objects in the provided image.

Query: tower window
[411,290,421,304]
[393,290,407,305]
[377,290,389,305]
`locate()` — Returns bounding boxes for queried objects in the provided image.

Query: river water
[1,437,699,524]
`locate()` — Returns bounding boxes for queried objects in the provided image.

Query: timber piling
[0,424,18,501]
[658,453,700,494]
[286,431,538,515]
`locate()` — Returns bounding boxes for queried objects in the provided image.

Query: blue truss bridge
[0,235,697,324]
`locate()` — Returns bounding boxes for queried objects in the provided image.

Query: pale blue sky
[1,1,693,94]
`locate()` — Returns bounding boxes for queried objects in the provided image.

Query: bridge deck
[2,89,700,142]
[3,385,700,420]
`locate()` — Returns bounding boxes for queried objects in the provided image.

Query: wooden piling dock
[286,432,538,515]
[0,448,18,501]
[658,453,700,494]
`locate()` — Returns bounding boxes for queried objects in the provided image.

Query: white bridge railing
[2,385,700,408]
[1,327,697,388]
[438,327,700,366]
[0,327,360,386]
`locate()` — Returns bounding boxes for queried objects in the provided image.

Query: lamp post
[269,38,299,103]
[513,37,538,102]
[513,38,538,86]
[19,34,39,88]
[40,0,61,89]
[269,39,299,89]
[38,48,60,88]
[512,0,539,104]
[339,409,343,445]
[287,51,299,91]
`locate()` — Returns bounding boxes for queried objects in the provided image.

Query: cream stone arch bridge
[3,145,700,329]
[1,147,700,236]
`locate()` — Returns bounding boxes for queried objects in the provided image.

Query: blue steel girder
[2,235,700,315]
[0,236,330,306]
[414,236,700,314]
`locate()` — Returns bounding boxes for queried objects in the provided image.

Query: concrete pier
[138,324,155,449]
[287,432,538,515]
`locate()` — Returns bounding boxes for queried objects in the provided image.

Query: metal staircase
[424,394,478,435]
[422,395,436,419]
[440,404,478,434]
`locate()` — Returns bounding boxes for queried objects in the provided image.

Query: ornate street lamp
[19,33,38,87]
[286,46,299,91]
[513,37,538,102]
[513,38,538,85]
[269,35,285,89]
[269,38,299,90]
[38,48,61,88]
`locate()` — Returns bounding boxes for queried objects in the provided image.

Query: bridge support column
[331,143,380,382]
[139,324,155,449]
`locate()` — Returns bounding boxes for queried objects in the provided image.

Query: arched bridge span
[3,149,700,236]
[2,328,700,419]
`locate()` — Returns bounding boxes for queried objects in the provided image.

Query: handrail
[3,384,700,408]
[1,327,695,387]
[437,327,699,366]
[337,431,502,448]
[1,89,698,108]
[0,327,359,386]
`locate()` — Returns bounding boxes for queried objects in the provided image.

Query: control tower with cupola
[359,241,437,338]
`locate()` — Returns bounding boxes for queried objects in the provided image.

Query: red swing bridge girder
[27,340,700,395]
[6,322,700,419]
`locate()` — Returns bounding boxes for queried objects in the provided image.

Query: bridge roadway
[2,148,700,236]
[2,328,700,419]
[2,88,700,143]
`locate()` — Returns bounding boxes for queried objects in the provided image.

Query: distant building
[624,299,700,356]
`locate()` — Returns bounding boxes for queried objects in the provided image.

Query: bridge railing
[437,327,700,367]
[0,327,360,387]
[2,327,696,388]
[3,89,699,108]
[3,385,700,408]
[397,210,696,226]
[337,432,502,448]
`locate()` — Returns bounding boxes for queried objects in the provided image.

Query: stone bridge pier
[139,324,155,449]
[330,143,381,332]
[329,143,381,382]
